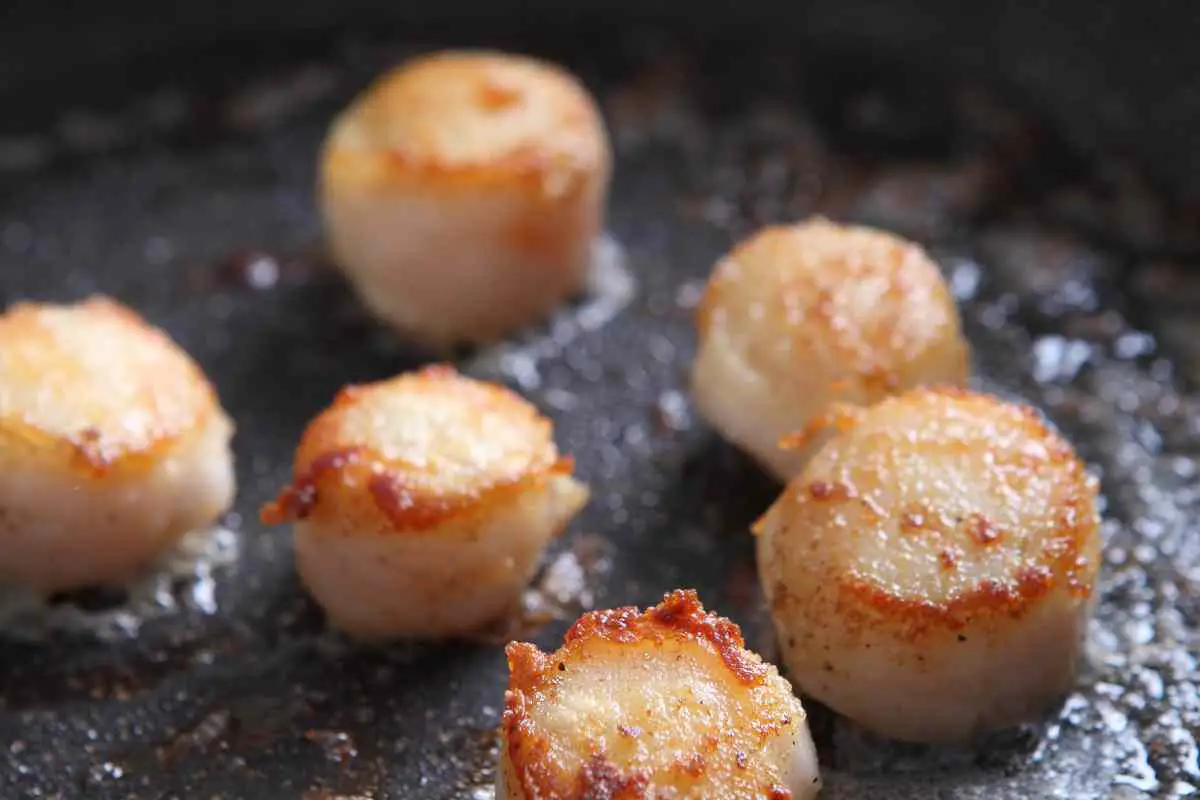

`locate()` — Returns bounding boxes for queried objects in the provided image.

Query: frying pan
[2,0,1199,797]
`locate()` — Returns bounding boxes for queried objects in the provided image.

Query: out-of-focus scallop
[320,50,612,347]
[0,297,236,592]
[692,217,970,482]
[498,589,822,799]
[756,387,1101,743]
[261,364,588,640]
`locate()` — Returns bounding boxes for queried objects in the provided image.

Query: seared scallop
[320,50,612,347]
[692,217,970,482]
[499,589,822,799]
[756,387,1101,743]
[261,365,588,640]
[0,297,235,593]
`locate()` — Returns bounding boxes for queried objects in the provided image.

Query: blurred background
[3,0,1200,199]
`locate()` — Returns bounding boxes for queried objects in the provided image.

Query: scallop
[499,589,822,799]
[0,297,236,593]
[755,387,1101,743]
[319,50,612,348]
[261,364,588,640]
[692,217,970,482]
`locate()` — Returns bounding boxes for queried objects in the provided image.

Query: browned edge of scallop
[322,142,606,196]
[260,364,575,532]
[770,386,1101,642]
[501,589,773,799]
[0,296,221,479]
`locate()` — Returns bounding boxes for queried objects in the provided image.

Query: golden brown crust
[322,50,610,197]
[512,590,769,695]
[0,297,220,477]
[695,218,966,392]
[261,365,570,533]
[763,387,1099,641]
[502,590,804,800]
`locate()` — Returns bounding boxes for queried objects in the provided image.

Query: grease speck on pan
[1,23,1199,800]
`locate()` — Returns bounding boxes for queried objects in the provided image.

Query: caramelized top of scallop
[761,387,1101,637]
[262,365,573,532]
[697,217,966,394]
[324,50,609,194]
[503,590,813,799]
[0,297,221,476]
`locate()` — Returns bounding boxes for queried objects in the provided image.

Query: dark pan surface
[1,23,1199,800]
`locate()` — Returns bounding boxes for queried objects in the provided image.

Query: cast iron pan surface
[2,22,1200,800]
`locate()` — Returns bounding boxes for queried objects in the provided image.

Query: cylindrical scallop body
[261,365,589,640]
[692,217,970,482]
[498,589,822,800]
[756,388,1101,743]
[0,297,236,592]
[320,50,612,347]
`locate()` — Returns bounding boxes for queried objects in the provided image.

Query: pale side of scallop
[261,364,588,640]
[692,217,970,482]
[756,387,1101,743]
[498,590,822,799]
[320,50,612,348]
[0,297,236,592]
